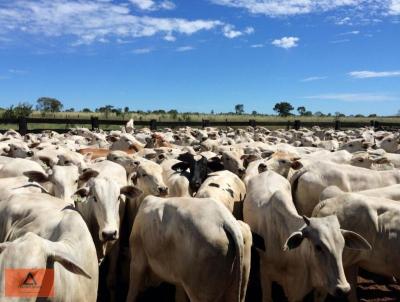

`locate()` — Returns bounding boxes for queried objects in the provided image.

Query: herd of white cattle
[0,121,400,302]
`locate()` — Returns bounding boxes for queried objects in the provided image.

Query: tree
[36,97,63,112]
[252,110,258,116]
[314,111,324,117]
[235,104,244,115]
[368,114,377,118]
[124,106,129,113]
[65,108,75,112]
[1,102,33,119]
[303,111,313,116]
[82,108,92,112]
[273,102,294,116]
[211,109,214,115]
[297,106,306,116]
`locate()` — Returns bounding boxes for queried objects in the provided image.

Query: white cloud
[163,33,176,41]
[133,47,153,54]
[339,30,360,35]
[389,0,400,15]
[301,76,327,82]
[129,0,175,11]
[211,0,397,22]
[330,39,350,43]
[8,69,28,74]
[176,46,194,52]
[349,70,400,78]
[222,25,254,39]
[250,43,264,48]
[0,0,243,45]
[272,36,299,49]
[304,93,397,102]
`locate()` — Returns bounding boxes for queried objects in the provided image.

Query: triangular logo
[21,272,37,286]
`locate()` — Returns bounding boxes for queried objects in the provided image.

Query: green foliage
[297,106,306,115]
[235,104,244,115]
[273,102,294,116]
[82,108,92,112]
[36,97,63,112]
[1,102,33,119]
[65,108,75,112]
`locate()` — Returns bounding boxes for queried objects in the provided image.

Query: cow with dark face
[171,152,224,193]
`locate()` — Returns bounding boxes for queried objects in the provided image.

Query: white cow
[313,193,400,302]
[196,170,246,217]
[0,193,98,302]
[127,196,252,302]
[244,171,371,302]
[290,160,400,215]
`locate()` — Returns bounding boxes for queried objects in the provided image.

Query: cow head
[74,170,142,243]
[171,152,224,193]
[24,165,81,203]
[131,160,169,197]
[4,142,33,158]
[284,214,371,297]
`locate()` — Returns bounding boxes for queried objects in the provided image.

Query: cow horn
[302,215,311,226]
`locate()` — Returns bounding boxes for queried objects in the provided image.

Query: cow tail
[223,221,244,302]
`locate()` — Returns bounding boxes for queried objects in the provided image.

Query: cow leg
[259,260,273,302]
[175,286,189,302]
[126,245,147,302]
[345,265,359,302]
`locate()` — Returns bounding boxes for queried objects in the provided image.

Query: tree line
[0,97,390,119]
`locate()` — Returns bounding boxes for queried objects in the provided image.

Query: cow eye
[315,244,323,252]
[358,159,364,162]
[388,140,392,143]
[348,144,353,147]
[93,196,97,202]
[141,173,147,177]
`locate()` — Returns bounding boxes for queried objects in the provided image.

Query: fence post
[202,119,210,129]
[150,119,157,131]
[286,120,290,130]
[91,116,99,131]
[249,119,256,128]
[18,117,28,135]
[294,120,301,130]
[335,120,341,131]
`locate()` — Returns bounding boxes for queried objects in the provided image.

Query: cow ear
[48,245,91,279]
[207,160,224,172]
[283,231,304,251]
[341,230,371,251]
[258,163,268,174]
[29,142,41,149]
[23,171,49,183]
[120,186,143,199]
[79,169,99,182]
[38,156,54,168]
[291,160,303,170]
[177,152,194,163]
[73,187,89,201]
[171,162,190,172]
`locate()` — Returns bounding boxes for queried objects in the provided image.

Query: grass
[1,110,400,131]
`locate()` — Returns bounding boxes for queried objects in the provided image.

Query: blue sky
[0,0,399,115]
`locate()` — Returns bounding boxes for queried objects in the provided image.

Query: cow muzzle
[333,284,350,298]
[158,186,169,197]
[101,230,118,242]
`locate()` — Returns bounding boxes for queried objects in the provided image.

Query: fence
[0,117,399,135]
